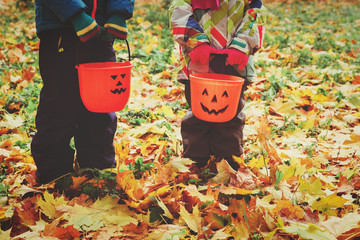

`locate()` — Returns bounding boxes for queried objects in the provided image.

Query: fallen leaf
[283,223,336,240]
[208,160,236,184]
[37,192,68,219]
[311,193,348,215]
[179,204,202,233]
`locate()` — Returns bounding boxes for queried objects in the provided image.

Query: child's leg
[181,82,213,167]
[31,29,81,183]
[209,64,249,170]
[75,111,117,169]
[74,36,117,170]
[210,111,246,170]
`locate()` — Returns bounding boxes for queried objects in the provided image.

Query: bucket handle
[75,38,131,66]
[186,53,228,80]
[123,39,131,62]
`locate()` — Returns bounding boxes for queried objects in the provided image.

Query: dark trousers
[31,28,117,184]
[181,55,249,164]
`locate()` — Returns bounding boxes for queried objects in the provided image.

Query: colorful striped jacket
[170,0,267,81]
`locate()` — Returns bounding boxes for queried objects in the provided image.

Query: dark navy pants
[181,55,249,168]
[31,28,117,184]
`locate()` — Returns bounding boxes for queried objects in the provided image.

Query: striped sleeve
[170,0,210,51]
[229,0,268,55]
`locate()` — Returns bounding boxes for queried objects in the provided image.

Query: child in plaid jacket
[170,0,267,170]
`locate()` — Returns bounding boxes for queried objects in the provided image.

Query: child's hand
[223,49,249,70]
[104,15,128,40]
[71,11,101,42]
[189,43,216,64]
[100,27,115,42]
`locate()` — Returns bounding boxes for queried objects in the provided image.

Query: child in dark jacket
[32,0,134,184]
[170,0,267,170]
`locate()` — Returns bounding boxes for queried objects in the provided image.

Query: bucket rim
[76,61,133,70]
[190,72,244,84]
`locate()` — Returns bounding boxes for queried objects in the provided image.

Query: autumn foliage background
[1,0,360,239]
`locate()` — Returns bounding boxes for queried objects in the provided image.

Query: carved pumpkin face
[189,72,244,122]
[77,61,132,112]
[200,87,229,115]
[110,74,127,94]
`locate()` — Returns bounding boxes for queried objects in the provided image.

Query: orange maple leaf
[272,199,306,220]
[53,225,81,239]
[16,198,39,226]
[22,66,35,82]
[352,75,360,84]
[71,175,89,190]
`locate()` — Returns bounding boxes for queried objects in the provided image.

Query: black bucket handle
[123,39,131,62]
[75,38,131,66]
[186,53,228,80]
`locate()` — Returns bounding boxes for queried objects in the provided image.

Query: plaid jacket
[170,0,267,80]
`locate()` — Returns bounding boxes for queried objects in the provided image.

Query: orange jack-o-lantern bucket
[190,73,244,122]
[76,40,132,113]
[76,61,132,112]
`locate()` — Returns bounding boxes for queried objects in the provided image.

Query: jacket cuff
[229,38,250,55]
[189,34,210,49]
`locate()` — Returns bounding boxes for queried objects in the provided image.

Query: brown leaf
[229,168,258,190]
[122,222,149,237]
[52,225,81,239]
[22,66,35,82]
[337,174,354,193]
[16,198,39,226]
[7,48,23,64]
[338,227,360,240]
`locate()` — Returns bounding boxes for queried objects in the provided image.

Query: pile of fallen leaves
[1,0,360,239]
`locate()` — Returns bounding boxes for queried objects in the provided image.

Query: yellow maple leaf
[156,105,175,120]
[115,140,130,162]
[66,204,104,231]
[179,204,202,233]
[155,87,167,97]
[105,209,138,227]
[299,177,325,196]
[208,160,236,184]
[312,193,348,214]
[247,155,269,169]
[283,223,336,240]
[154,197,174,220]
[269,97,298,116]
[37,192,68,219]
[277,159,306,180]
[171,157,193,173]
[92,195,120,211]
[184,185,215,204]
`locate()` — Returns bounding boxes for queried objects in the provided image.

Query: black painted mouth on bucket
[200,102,229,115]
[111,88,127,94]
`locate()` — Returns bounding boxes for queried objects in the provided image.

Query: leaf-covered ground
[1,0,360,239]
